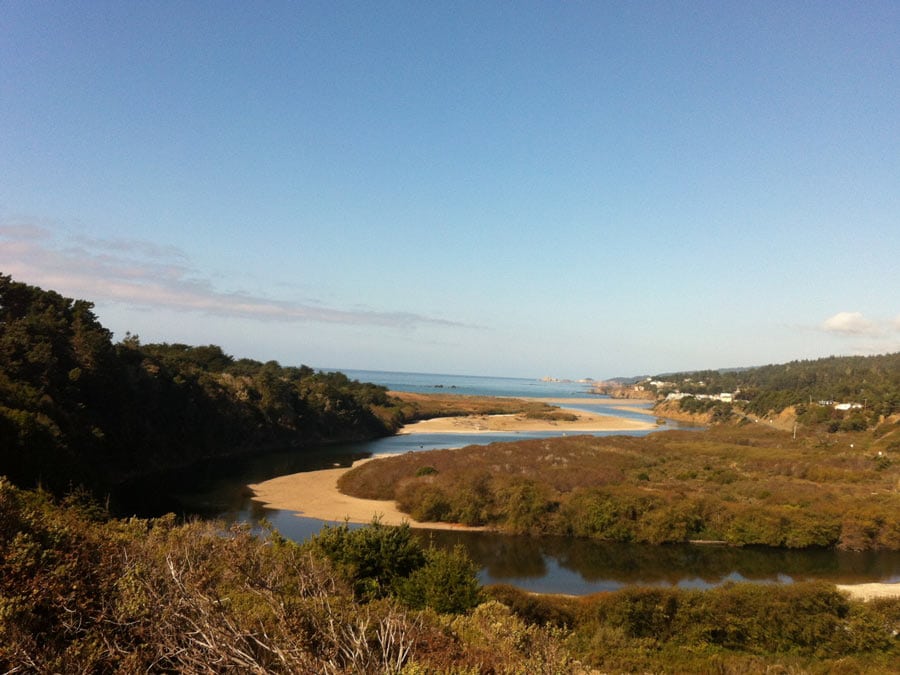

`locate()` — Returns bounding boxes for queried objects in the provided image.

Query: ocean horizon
[328,368,600,399]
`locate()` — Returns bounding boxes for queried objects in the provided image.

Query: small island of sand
[398,404,656,435]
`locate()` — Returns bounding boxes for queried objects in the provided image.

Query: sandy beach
[398,405,656,435]
[250,403,653,523]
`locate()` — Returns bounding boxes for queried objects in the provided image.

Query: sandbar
[399,407,655,435]
[248,457,483,531]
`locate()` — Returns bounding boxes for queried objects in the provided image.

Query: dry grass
[383,390,572,421]
[339,425,900,549]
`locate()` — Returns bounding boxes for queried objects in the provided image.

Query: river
[113,370,900,594]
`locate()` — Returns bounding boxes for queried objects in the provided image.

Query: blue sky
[2,1,898,379]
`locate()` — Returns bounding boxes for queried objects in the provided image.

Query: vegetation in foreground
[3,478,899,674]
[340,423,900,550]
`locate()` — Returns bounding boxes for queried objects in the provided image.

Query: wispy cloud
[0,221,462,328]
[821,311,880,336]
[819,311,900,356]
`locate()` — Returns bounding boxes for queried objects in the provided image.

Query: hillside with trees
[0,274,403,494]
[634,353,900,430]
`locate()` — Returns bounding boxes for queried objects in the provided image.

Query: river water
[115,370,900,594]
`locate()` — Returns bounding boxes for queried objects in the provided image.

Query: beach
[398,402,656,434]
[836,582,900,601]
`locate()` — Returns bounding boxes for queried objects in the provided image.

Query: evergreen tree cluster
[0,275,398,493]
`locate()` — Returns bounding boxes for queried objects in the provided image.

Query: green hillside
[643,353,900,428]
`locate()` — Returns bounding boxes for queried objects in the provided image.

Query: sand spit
[248,457,484,531]
[398,407,655,435]
[250,403,652,524]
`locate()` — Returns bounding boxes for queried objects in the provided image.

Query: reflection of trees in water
[416,531,548,578]
[552,539,807,584]
[416,531,900,587]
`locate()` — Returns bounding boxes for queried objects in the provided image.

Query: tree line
[649,352,900,427]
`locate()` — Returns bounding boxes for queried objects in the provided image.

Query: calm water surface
[115,370,900,594]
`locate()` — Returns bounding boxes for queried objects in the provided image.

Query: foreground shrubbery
[0,478,565,673]
[340,424,900,549]
[489,583,900,673]
[2,478,899,672]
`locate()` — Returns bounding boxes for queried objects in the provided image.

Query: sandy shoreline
[250,405,653,523]
[248,457,484,531]
[836,582,900,601]
[398,406,656,435]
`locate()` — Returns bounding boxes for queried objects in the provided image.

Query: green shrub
[397,546,482,614]
[307,520,425,601]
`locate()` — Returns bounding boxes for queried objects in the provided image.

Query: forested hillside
[647,353,900,426]
[0,275,400,493]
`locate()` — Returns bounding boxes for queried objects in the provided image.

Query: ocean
[334,369,598,398]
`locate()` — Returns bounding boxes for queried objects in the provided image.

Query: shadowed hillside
[0,274,401,493]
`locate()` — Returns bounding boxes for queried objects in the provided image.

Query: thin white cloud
[821,311,880,336]
[0,221,463,329]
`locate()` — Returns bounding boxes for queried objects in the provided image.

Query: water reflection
[421,530,900,594]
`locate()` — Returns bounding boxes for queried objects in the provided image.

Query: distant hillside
[0,274,401,494]
[642,353,900,428]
